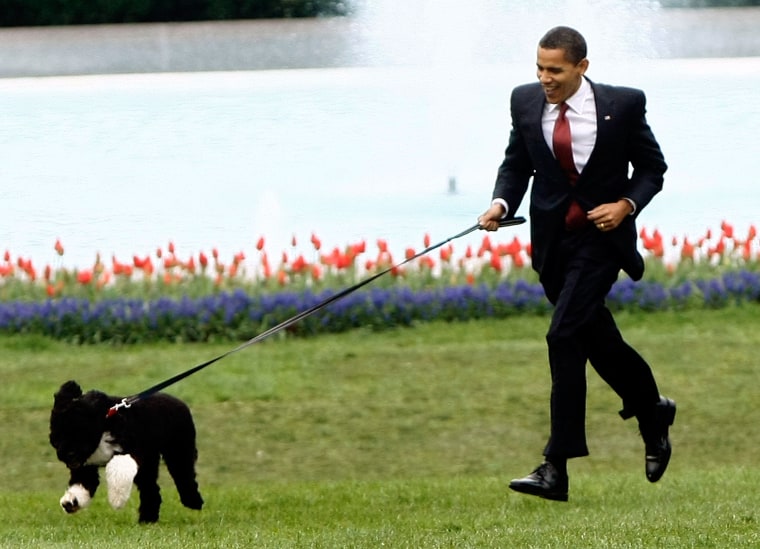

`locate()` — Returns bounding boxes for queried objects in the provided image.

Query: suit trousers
[542,227,661,459]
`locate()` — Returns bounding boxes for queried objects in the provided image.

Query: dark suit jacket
[492,78,667,288]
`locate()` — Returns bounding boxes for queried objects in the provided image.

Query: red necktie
[553,102,587,230]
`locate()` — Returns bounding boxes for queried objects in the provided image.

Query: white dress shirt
[542,76,596,174]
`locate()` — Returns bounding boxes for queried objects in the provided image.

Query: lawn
[1,306,758,547]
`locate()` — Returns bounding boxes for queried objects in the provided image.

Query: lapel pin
[604,115,612,120]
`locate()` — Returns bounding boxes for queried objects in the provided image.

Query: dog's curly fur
[49,380,203,523]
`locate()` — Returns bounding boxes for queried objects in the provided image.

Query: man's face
[536,47,588,104]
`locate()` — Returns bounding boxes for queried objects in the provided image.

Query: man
[478,26,675,502]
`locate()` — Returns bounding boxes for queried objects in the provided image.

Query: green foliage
[1,309,760,546]
[0,0,350,27]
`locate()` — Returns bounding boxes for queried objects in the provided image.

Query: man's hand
[478,203,506,231]
[587,199,633,232]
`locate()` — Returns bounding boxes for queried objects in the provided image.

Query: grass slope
[1,307,758,547]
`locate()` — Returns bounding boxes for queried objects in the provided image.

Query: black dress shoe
[641,396,676,483]
[509,461,568,501]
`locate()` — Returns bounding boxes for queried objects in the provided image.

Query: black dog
[49,380,203,523]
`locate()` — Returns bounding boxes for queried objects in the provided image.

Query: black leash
[107,217,526,417]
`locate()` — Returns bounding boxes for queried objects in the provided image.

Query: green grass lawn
[1,307,759,547]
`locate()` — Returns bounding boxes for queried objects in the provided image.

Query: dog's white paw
[105,454,138,510]
[60,484,91,513]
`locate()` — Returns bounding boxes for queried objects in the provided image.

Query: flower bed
[1,221,758,343]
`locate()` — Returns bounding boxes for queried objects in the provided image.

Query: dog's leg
[164,445,204,510]
[105,454,138,509]
[60,465,99,514]
[133,453,162,523]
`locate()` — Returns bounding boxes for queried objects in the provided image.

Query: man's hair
[539,26,587,65]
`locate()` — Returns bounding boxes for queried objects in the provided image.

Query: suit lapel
[578,81,615,183]
[525,88,557,166]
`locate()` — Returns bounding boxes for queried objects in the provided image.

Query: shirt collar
[547,77,591,114]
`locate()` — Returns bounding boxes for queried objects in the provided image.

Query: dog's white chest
[85,432,123,466]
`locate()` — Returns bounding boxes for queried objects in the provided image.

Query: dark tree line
[0,0,350,27]
[0,0,755,27]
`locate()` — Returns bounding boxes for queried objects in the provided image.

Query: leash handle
[106,216,526,416]
[497,217,527,228]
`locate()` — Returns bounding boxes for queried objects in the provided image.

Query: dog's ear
[81,389,112,412]
[54,380,83,407]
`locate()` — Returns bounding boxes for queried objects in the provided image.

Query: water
[2,3,759,270]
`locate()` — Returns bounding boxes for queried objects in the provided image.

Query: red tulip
[681,238,695,261]
[505,236,521,256]
[262,261,272,279]
[720,220,734,239]
[337,252,352,270]
[709,237,726,257]
[479,235,492,256]
[54,239,64,256]
[292,255,307,273]
[321,248,339,267]
[77,270,93,285]
[351,240,366,255]
[142,258,155,276]
[311,233,322,251]
[489,252,502,272]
